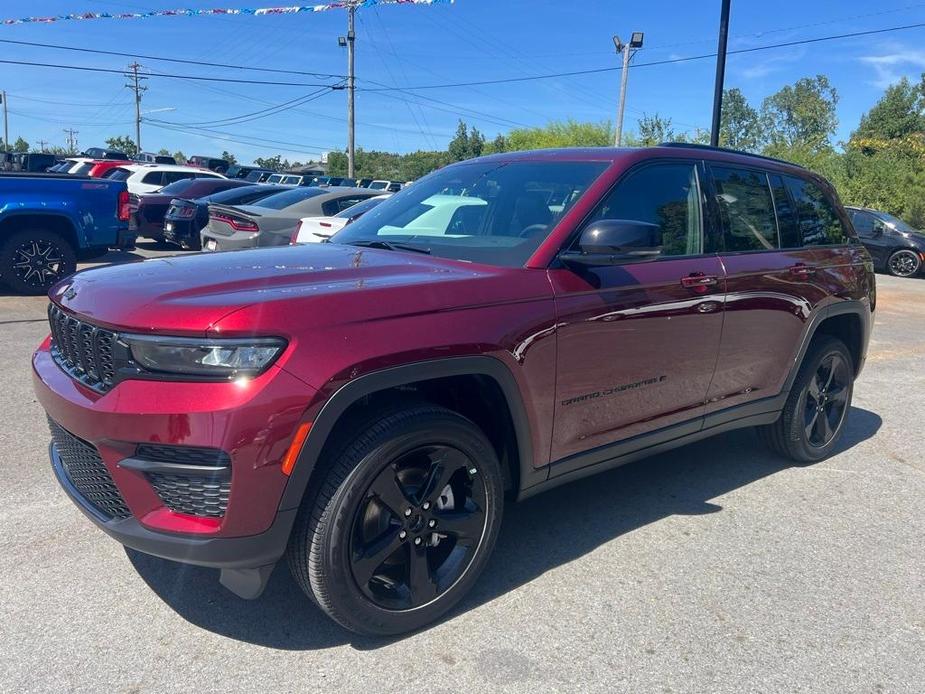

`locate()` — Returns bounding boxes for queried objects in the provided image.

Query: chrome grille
[47,304,117,392]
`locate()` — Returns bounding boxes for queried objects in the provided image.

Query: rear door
[549,160,726,461]
[705,165,855,416]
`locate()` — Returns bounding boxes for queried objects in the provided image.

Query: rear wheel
[0,229,77,295]
[887,248,921,277]
[287,405,504,635]
[759,336,854,462]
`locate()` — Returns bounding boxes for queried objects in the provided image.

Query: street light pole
[710,0,732,147]
[613,32,644,147]
[346,2,356,178]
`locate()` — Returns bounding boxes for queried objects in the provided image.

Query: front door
[548,160,726,463]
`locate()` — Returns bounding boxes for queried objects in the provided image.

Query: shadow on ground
[127,406,882,651]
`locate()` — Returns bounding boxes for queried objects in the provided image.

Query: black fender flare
[277,355,544,512]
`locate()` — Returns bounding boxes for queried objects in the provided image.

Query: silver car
[200,187,381,251]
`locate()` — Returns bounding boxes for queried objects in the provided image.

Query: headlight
[124,335,286,378]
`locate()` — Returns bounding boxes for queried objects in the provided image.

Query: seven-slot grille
[48,418,131,520]
[47,304,117,392]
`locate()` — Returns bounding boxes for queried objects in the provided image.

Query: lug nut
[404,508,412,517]
[422,501,431,510]
[428,519,436,528]
[399,530,407,539]
[414,537,422,546]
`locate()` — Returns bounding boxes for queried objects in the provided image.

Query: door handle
[681,273,720,291]
[789,263,817,278]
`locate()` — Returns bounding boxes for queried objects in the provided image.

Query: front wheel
[887,248,921,277]
[0,229,77,295]
[287,405,504,636]
[759,336,854,463]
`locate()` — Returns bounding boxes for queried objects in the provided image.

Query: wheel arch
[0,212,81,250]
[278,356,543,513]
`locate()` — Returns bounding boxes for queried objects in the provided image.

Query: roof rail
[658,142,806,169]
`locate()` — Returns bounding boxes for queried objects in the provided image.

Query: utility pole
[125,62,147,153]
[710,0,732,147]
[63,128,79,154]
[1,91,8,153]
[613,33,644,147]
[37,139,48,152]
[339,2,357,178]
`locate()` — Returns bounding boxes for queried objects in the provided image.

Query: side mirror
[560,219,662,267]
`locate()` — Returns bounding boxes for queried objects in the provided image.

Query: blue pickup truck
[0,173,131,294]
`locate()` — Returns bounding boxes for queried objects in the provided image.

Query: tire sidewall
[0,229,77,295]
[312,413,504,635]
[784,338,854,462]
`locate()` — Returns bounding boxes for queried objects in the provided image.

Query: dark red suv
[33,145,874,635]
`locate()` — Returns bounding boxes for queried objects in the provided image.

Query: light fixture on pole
[613,31,644,147]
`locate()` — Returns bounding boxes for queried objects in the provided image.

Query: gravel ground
[0,252,922,694]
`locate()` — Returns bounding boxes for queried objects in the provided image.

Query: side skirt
[517,394,785,502]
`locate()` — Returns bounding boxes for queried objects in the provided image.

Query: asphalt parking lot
[1,252,922,693]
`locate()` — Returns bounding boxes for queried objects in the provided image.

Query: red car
[86,160,134,178]
[33,144,874,635]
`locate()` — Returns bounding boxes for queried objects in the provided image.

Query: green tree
[12,136,29,153]
[157,148,171,156]
[448,120,474,162]
[636,113,677,146]
[254,155,284,171]
[760,75,838,156]
[853,77,925,141]
[719,88,761,151]
[468,127,485,158]
[504,119,612,150]
[220,150,237,165]
[105,135,138,157]
[172,150,187,165]
[485,133,508,154]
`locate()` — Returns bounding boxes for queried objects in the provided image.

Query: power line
[0,59,343,88]
[0,37,347,80]
[358,20,925,91]
[145,120,337,157]
[165,88,335,128]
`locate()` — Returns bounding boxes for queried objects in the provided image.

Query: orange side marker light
[281,422,312,476]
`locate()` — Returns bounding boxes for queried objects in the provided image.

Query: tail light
[290,221,304,245]
[117,190,131,221]
[211,212,259,232]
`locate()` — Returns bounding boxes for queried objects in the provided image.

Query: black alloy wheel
[887,249,921,278]
[350,445,487,610]
[0,229,77,295]
[759,336,854,463]
[287,405,504,636]
[802,352,851,448]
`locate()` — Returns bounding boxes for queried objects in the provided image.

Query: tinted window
[584,162,704,257]
[160,178,200,196]
[850,210,879,238]
[713,167,778,251]
[254,187,327,210]
[875,211,916,232]
[70,163,94,176]
[770,174,800,248]
[334,161,607,267]
[322,195,373,216]
[784,176,846,246]
[105,168,131,181]
[333,196,386,219]
[142,172,164,185]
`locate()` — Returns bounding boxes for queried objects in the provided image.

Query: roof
[118,163,220,174]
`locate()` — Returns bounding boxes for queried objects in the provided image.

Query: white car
[102,163,225,195]
[292,194,391,243]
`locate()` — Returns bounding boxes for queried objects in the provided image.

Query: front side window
[333,161,608,268]
[713,167,778,252]
[850,210,881,238]
[784,176,847,246]
[579,162,703,257]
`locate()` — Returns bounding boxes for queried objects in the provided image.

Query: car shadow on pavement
[127,406,882,651]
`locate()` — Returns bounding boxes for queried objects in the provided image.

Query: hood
[901,230,925,247]
[50,243,535,335]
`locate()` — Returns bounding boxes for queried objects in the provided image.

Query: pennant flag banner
[1,0,452,26]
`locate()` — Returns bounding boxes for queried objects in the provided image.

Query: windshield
[253,187,326,210]
[331,160,607,267]
[160,179,199,195]
[877,211,918,233]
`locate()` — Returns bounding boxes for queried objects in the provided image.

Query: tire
[759,336,854,463]
[287,405,504,636]
[0,228,77,295]
[887,248,921,277]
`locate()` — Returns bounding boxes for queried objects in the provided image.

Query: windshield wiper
[346,240,431,254]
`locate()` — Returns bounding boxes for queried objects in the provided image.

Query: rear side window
[769,174,800,248]
[712,167,778,251]
[784,176,847,246]
[142,172,164,185]
[106,168,131,181]
[584,162,704,257]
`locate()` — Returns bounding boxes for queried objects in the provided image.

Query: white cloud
[858,49,925,89]
[734,48,807,80]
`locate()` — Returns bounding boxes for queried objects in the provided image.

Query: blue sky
[2,0,925,164]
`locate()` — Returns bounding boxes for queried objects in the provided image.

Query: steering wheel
[518,223,549,239]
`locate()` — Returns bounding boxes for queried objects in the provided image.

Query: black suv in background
[847,206,925,277]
